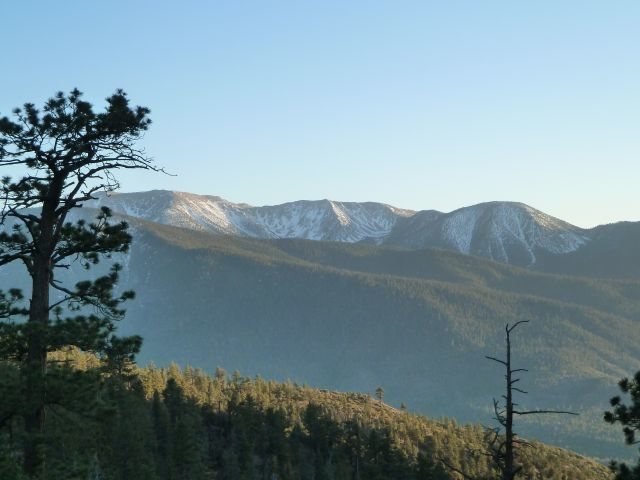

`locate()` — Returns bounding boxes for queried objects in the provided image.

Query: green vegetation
[0,89,158,476]
[605,372,640,479]
[101,221,639,458]
[0,350,613,479]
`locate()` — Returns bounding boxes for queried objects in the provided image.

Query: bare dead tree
[441,320,577,480]
[485,321,577,480]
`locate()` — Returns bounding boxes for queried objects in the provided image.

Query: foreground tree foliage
[0,352,612,479]
[0,89,159,476]
[605,372,640,479]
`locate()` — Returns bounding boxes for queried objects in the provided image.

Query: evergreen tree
[605,371,640,479]
[163,378,207,479]
[375,386,384,403]
[0,88,158,476]
[151,391,173,480]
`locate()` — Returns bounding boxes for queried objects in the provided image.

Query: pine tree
[605,371,640,479]
[152,391,173,480]
[0,88,159,476]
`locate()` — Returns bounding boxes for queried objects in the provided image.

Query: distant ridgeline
[87,189,640,272]
[0,350,611,479]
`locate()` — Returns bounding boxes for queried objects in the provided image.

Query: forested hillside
[0,350,612,479]
[1,212,637,459]
[106,219,639,459]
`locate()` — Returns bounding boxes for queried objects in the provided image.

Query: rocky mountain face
[87,190,413,242]
[389,201,589,264]
[87,190,591,266]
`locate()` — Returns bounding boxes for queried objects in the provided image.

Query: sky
[1,1,638,228]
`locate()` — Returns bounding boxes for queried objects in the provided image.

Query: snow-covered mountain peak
[87,191,591,266]
[252,198,411,242]
[88,191,414,244]
[435,201,589,264]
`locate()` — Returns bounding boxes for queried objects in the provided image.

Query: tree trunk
[23,256,50,476]
[504,329,514,480]
[23,195,57,477]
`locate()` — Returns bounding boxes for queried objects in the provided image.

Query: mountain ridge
[87,190,595,266]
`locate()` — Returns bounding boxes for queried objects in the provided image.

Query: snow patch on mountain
[440,206,480,254]
[434,202,589,264]
[88,192,414,244]
[250,200,413,243]
[87,191,591,266]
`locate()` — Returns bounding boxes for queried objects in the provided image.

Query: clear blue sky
[2,1,638,227]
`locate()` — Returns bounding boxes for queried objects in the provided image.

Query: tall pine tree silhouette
[0,88,159,475]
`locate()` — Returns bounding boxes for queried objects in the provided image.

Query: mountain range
[3,190,640,461]
[87,190,595,266]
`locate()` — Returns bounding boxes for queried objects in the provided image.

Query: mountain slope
[93,216,639,459]
[141,362,614,479]
[388,201,588,265]
[20,349,611,479]
[2,206,637,459]
[534,221,640,279]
